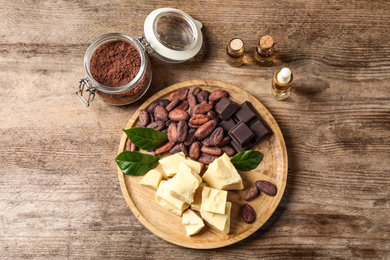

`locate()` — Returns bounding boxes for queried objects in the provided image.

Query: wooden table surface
[1,1,389,259]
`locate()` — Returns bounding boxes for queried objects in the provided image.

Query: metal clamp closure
[76,78,95,107]
[136,36,154,54]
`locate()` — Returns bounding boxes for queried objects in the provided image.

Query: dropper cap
[277,68,291,84]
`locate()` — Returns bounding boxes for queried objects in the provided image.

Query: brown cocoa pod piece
[148,100,160,113]
[187,93,197,107]
[206,111,219,124]
[169,109,190,121]
[176,100,189,111]
[201,146,222,156]
[220,145,235,156]
[255,181,277,196]
[170,88,189,101]
[209,127,224,146]
[169,143,182,155]
[197,90,210,102]
[194,120,217,140]
[138,109,150,127]
[154,106,169,122]
[194,103,213,115]
[209,89,229,102]
[189,142,200,160]
[159,99,170,108]
[244,187,260,201]
[202,137,211,147]
[177,120,188,142]
[189,86,201,96]
[197,153,218,165]
[180,143,189,157]
[165,98,180,112]
[188,122,200,129]
[162,129,168,135]
[167,123,178,142]
[146,120,165,131]
[184,128,197,146]
[242,204,256,224]
[215,136,231,147]
[156,141,175,155]
[165,120,175,127]
[189,114,209,126]
[149,112,155,123]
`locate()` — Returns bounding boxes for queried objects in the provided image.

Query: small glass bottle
[270,67,294,100]
[254,35,275,66]
[226,38,245,67]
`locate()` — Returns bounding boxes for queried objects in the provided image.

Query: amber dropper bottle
[226,38,245,67]
[271,67,294,100]
[254,35,275,66]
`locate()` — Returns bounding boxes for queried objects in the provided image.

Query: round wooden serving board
[117,79,288,249]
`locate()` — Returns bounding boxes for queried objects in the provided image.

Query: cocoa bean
[200,100,208,105]
[159,99,170,108]
[206,111,219,124]
[148,100,160,113]
[220,145,235,156]
[209,127,224,146]
[197,153,218,165]
[208,100,214,106]
[255,181,277,196]
[184,128,197,146]
[180,143,189,157]
[189,142,200,160]
[189,114,209,126]
[194,120,217,140]
[154,106,169,122]
[194,103,213,114]
[201,146,222,156]
[169,109,189,121]
[125,138,137,151]
[202,137,211,147]
[146,120,165,131]
[209,89,229,102]
[169,143,182,155]
[161,129,168,135]
[176,100,189,111]
[188,122,200,129]
[177,120,188,142]
[187,93,197,107]
[167,123,178,142]
[215,136,231,147]
[165,120,175,127]
[170,88,189,101]
[244,187,259,201]
[189,86,201,96]
[149,112,155,123]
[197,90,209,102]
[188,105,195,117]
[155,141,175,155]
[165,98,180,112]
[242,204,256,224]
[138,109,150,127]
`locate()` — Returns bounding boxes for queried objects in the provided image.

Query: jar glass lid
[144,8,203,63]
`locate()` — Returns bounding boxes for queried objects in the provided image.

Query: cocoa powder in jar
[89,39,150,105]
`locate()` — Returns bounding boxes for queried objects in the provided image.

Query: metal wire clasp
[76,78,96,107]
[136,36,154,54]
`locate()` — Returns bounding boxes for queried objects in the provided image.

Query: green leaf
[123,127,168,150]
[230,150,263,171]
[115,151,161,176]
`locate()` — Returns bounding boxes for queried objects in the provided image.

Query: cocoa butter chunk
[214,98,239,120]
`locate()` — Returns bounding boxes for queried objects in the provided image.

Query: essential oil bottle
[271,67,293,100]
[254,35,275,67]
[226,38,245,67]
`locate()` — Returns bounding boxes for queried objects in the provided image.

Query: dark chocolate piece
[249,118,272,145]
[230,139,252,153]
[234,101,258,124]
[219,118,236,133]
[215,98,239,120]
[229,121,255,147]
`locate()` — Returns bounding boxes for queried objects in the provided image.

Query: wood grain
[117,80,288,248]
[0,0,389,259]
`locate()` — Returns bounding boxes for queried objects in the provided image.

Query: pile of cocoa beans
[126,86,237,164]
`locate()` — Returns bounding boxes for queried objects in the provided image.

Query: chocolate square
[234,101,258,124]
[230,139,252,153]
[249,118,272,145]
[219,118,236,133]
[215,98,239,120]
[228,121,255,147]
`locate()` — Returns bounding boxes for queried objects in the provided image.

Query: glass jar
[76,8,203,107]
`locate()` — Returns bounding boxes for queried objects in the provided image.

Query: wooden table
[1,1,389,259]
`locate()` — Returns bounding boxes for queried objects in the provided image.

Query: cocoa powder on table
[90,40,141,87]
